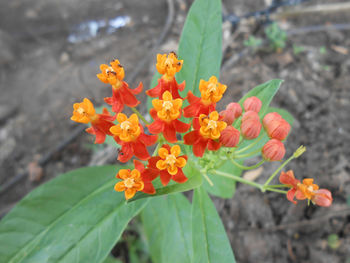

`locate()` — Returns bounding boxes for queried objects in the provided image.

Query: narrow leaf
[0,166,147,263]
[141,194,192,263]
[192,187,236,263]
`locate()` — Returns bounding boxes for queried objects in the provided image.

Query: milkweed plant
[0,0,332,262]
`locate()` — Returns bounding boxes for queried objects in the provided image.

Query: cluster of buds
[70,52,332,206]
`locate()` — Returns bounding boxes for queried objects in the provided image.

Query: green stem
[229,159,265,170]
[213,170,262,190]
[263,155,295,188]
[131,107,150,125]
[201,170,214,186]
[235,136,263,154]
[266,184,288,188]
[234,148,261,159]
[264,188,288,194]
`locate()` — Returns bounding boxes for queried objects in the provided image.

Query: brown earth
[1,0,350,262]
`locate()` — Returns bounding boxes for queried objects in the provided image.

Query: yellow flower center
[77,107,85,115]
[105,66,115,74]
[152,91,182,122]
[199,76,227,105]
[199,111,227,140]
[165,154,177,166]
[307,185,314,192]
[156,52,183,80]
[71,98,97,124]
[110,113,141,142]
[156,145,187,176]
[124,178,135,188]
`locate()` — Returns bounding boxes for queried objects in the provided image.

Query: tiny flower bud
[226,102,242,118]
[264,119,291,141]
[220,126,240,147]
[219,109,235,125]
[241,114,261,140]
[293,145,306,158]
[262,139,285,161]
[263,112,282,128]
[313,189,333,207]
[241,111,260,122]
[243,96,262,113]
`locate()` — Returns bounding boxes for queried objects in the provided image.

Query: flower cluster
[71,52,332,206]
[279,170,332,207]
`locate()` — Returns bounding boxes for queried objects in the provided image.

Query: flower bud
[226,102,242,118]
[219,109,235,125]
[241,111,260,122]
[220,126,240,147]
[313,189,333,207]
[243,96,262,113]
[262,139,285,161]
[263,112,282,128]
[241,115,261,139]
[265,119,291,141]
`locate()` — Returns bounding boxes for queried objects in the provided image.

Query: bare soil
[1,0,350,262]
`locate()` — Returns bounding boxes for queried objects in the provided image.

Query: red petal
[146,80,162,98]
[207,139,221,151]
[118,143,134,163]
[148,120,164,134]
[177,80,185,91]
[133,159,145,173]
[160,170,172,186]
[183,103,199,118]
[150,108,158,120]
[286,188,297,204]
[121,84,140,107]
[184,130,199,145]
[172,168,188,183]
[163,123,177,143]
[130,82,143,95]
[148,156,161,169]
[139,133,158,146]
[132,141,150,160]
[192,118,200,130]
[186,91,200,104]
[85,127,94,134]
[173,119,191,133]
[142,168,159,181]
[142,181,156,194]
[104,97,113,105]
[193,139,208,157]
[111,90,124,113]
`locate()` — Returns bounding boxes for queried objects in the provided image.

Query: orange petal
[114,182,126,192]
[170,145,181,157]
[158,147,169,159]
[125,188,137,200]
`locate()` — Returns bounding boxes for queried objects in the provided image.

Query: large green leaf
[192,187,236,263]
[177,0,222,97]
[0,166,147,263]
[141,194,192,263]
[130,161,202,202]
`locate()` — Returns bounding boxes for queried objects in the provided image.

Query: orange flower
[148,91,190,143]
[280,171,333,207]
[146,52,185,99]
[148,144,188,186]
[97,59,142,113]
[133,160,158,195]
[183,76,227,118]
[114,168,144,200]
[110,113,157,163]
[184,111,227,157]
[71,98,115,144]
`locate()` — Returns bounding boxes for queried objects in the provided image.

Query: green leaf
[177,0,222,97]
[0,165,147,263]
[203,159,242,199]
[192,187,236,263]
[141,194,192,263]
[130,162,202,202]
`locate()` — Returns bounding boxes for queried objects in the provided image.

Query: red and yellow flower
[279,170,333,207]
[148,91,190,142]
[146,52,185,99]
[133,160,158,195]
[183,76,227,118]
[71,98,115,144]
[110,113,157,163]
[97,59,142,113]
[148,144,188,186]
[184,111,227,157]
[114,167,144,200]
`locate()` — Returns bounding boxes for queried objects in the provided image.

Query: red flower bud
[265,119,291,141]
[220,126,240,147]
[262,112,282,127]
[262,139,285,161]
[226,102,242,118]
[243,96,262,113]
[241,113,261,140]
[220,103,242,125]
[313,189,333,207]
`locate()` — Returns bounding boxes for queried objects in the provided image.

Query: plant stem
[213,170,262,190]
[264,188,288,194]
[131,107,150,125]
[234,148,261,159]
[235,136,263,154]
[263,155,295,188]
[201,170,214,186]
[229,159,265,170]
[266,184,288,188]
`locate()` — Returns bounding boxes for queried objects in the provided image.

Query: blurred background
[0,0,350,262]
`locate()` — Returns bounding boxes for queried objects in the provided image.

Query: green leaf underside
[141,194,192,263]
[129,161,202,202]
[192,187,236,263]
[0,166,147,263]
[177,0,222,97]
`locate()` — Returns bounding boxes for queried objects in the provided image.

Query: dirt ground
[1,0,350,262]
